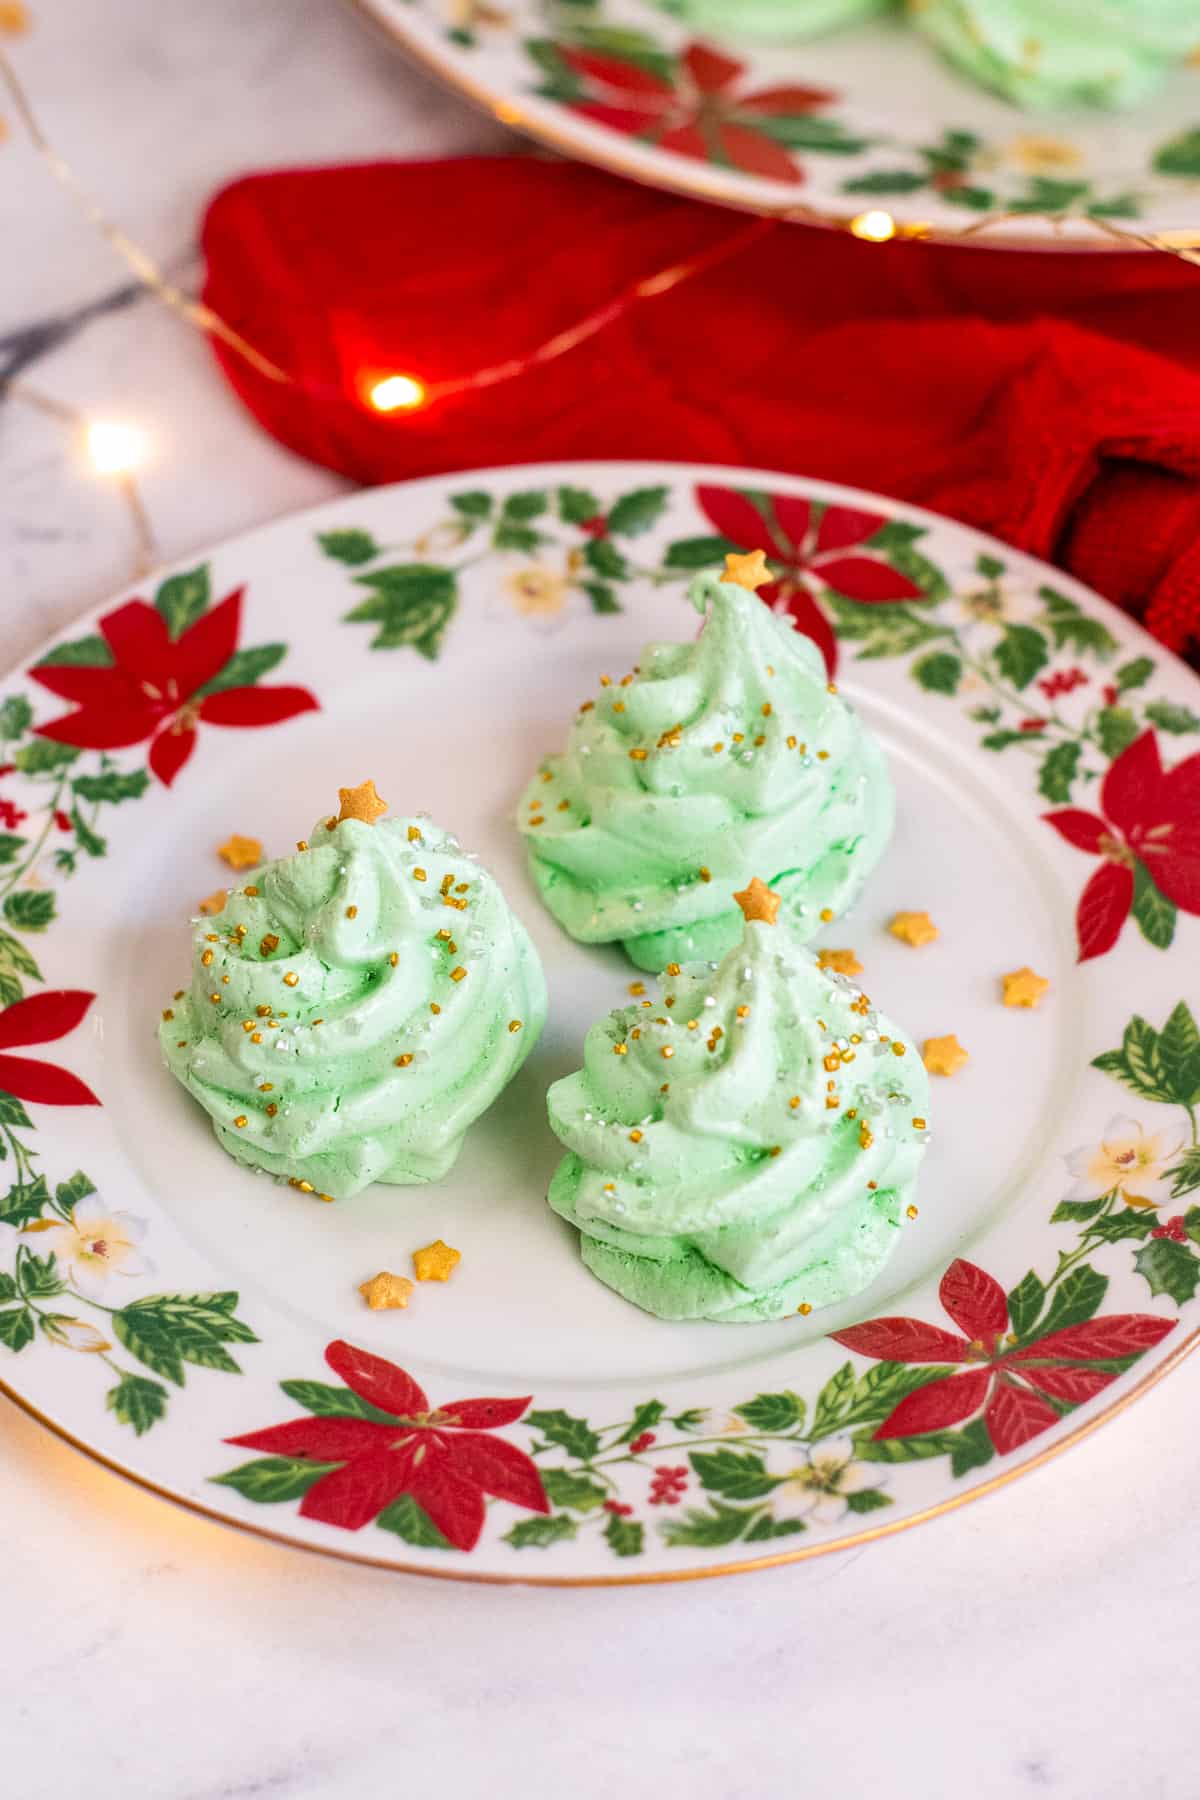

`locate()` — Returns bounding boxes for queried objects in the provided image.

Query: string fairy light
[7,380,160,574]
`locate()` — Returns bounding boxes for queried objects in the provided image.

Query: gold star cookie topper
[197,889,229,916]
[337,779,388,826]
[412,1239,462,1283]
[358,1269,414,1311]
[817,948,863,977]
[923,1034,969,1077]
[721,548,771,592]
[1001,966,1050,1009]
[218,834,263,871]
[734,876,781,926]
[889,910,939,948]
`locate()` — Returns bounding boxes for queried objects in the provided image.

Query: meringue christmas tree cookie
[160,785,546,1201]
[653,0,890,42]
[546,880,930,1323]
[517,556,894,973]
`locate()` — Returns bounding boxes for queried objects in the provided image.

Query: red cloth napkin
[201,157,1200,658]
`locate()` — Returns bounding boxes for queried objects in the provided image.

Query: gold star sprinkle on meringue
[721,548,770,592]
[198,889,229,917]
[337,779,387,826]
[733,876,781,926]
[218,835,262,871]
[358,1270,414,1311]
[923,1035,969,1077]
[412,1239,462,1283]
[1001,966,1050,1009]
[817,948,863,977]
[889,910,939,948]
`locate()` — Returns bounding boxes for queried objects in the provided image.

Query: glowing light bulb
[86,420,149,476]
[369,374,426,413]
[849,210,897,244]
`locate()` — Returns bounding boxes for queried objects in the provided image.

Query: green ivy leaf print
[13,740,78,775]
[278,1377,398,1424]
[449,490,492,519]
[503,1513,577,1549]
[1005,1269,1046,1337]
[1097,705,1139,761]
[1037,1264,1107,1337]
[912,651,961,695]
[615,1399,666,1444]
[1167,1148,1200,1199]
[212,1456,338,1504]
[106,1373,170,1436]
[606,487,668,537]
[33,635,113,668]
[0,1173,51,1227]
[660,1502,758,1547]
[317,529,381,566]
[844,1487,892,1514]
[0,696,33,739]
[556,485,601,524]
[1093,1004,1200,1108]
[154,566,210,639]
[377,1495,453,1550]
[1038,586,1117,657]
[541,1469,608,1512]
[994,624,1049,690]
[112,1291,258,1386]
[0,1307,34,1352]
[1037,741,1080,803]
[70,770,150,805]
[346,564,457,658]
[1154,129,1200,177]
[1131,863,1177,950]
[3,891,56,932]
[604,1514,645,1556]
[690,1448,782,1501]
[196,644,288,697]
[1144,700,1200,735]
[663,534,740,569]
[734,1391,805,1433]
[1114,656,1155,693]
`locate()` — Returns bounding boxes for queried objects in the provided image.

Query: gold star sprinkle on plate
[198,889,229,916]
[923,1035,969,1077]
[889,911,939,948]
[218,835,262,871]
[721,548,770,591]
[412,1239,462,1283]
[337,779,388,826]
[358,1270,414,1311]
[1001,967,1050,1009]
[817,948,863,976]
[733,876,781,926]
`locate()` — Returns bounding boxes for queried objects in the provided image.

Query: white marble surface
[1,4,1198,1797]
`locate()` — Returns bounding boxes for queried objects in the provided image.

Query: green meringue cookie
[908,0,1199,110]
[160,806,546,1201]
[547,904,929,1322]
[517,570,893,973]
[655,0,892,40]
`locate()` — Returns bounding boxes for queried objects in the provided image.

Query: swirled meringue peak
[546,885,930,1323]
[159,790,546,1201]
[516,563,893,973]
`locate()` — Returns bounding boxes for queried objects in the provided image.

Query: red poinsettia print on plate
[831,1259,1174,1456]
[558,42,834,185]
[695,485,922,674]
[1043,729,1200,962]
[0,991,99,1107]
[29,586,317,787]
[224,1340,549,1549]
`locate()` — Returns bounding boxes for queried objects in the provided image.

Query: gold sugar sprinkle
[557,800,569,812]
[825,1096,840,1110]
[283,972,299,988]
[441,873,455,894]
[345,905,358,919]
[732,733,744,744]
[318,1193,335,1204]
[541,770,553,783]
[241,1020,255,1034]
[296,839,308,852]
[629,982,646,996]
[408,825,422,842]
[311,1019,323,1029]
[892,1043,907,1057]
[201,949,214,968]
[661,1046,674,1059]
[631,1027,642,1040]
[390,952,399,966]
[798,1303,813,1316]
[613,1043,627,1055]
[612,701,626,713]
[912,1116,927,1130]
[859,1120,874,1151]
[867,1179,877,1190]
[819,908,834,923]
[600,675,612,686]
[258,1083,274,1092]
[233,1115,248,1129]
[161,1008,174,1021]
[667,963,681,976]
[761,702,772,717]
[176,1039,187,1049]
[579,701,595,714]
[256,1004,271,1017]
[451,966,467,982]
[787,735,797,749]
[260,933,280,956]
[754,734,766,747]
[712,741,725,754]
[907,1204,919,1220]
[629,748,648,762]
[736,1005,751,1020]
[251,1032,262,1044]
[629,1130,643,1143]
[769,1146,782,1158]
[298,1181,314,1194]
[508,1018,522,1033]
[817,751,829,761]
[823,1053,841,1072]
[173,989,185,1000]
[413,868,427,882]
[243,885,259,897]
[221,975,230,985]
[265,1102,278,1117]
[395,1054,413,1067]
[699,866,712,883]
[789,1096,801,1110]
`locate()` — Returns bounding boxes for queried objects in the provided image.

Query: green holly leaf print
[844,1487,892,1514]
[196,644,287,698]
[941,186,997,213]
[449,490,492,519]
[12,740,78,775]
[35,635,113,669]
[212,1457,338,1504]
[663,534,740,569]
[980,730,1030,751]
[503,1513,577,1549]
[744,1514,806,1541]
[106,1373,169,1436]
[500,490,548,522]
[71,769,150,806]
[19,1251,64,1297]
[346,564,457,658]
[1134,1239,1200,1306]
[671,1408,707,1432]
[376,1495,453,1549]
[690,1449,782,1501]
[1098,705,1139,761]
[1081,1208,1157,1245]
[1131,864,1177,951]
[604,1514,645,1557]
[912,652,961,695]
[0,695,33,739]
[278,1378,398,1424]
[0,1308,34,1352]
[1092,1005,1200,1107]
[976,553,1005,579]
[317,529,381,566]
[55,1170,96,1210]
[1037,741,1081,803]
[1167,1148,1200,1200]
[1037,1264,1107,1337]
[734,1390,805,1432]
[584,537,629,581]
[0,834,24,867]
[994,624,1049,690]
[525,1408,601,1460]
[1050,1198,1105,1223]
[843,170,928,195]
[606,486,668,537]
[825,598,947,659]
[1010,177,1090,213]
[659,1502,756,1547]
[0,1173,49,1226]
[154,566,210,638]
[112,1292,258,1386]
[1038,585,1118,657]
[556,485,601,524]
[615,1400,666,1444]
[1006,1270,1045,1337]
[1154,129,1200,177]
[541,1470,608,1513]
[68,808,105,859]
[3,891,56,932]
[583,582,621,615]
[1115,656,1155,693]
[864,521,949,602]
[1144,700,1200,735]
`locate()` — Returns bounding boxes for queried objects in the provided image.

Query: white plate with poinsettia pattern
[355,0,1200,252]
[2,460,1199,1584]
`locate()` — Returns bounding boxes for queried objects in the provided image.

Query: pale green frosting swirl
[909,0,1197,109]
[160,812,546,1201]
[517,572,893,973]
[655,0,891,40]
[547,915,930,1322]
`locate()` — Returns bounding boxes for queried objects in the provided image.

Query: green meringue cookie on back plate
[546,878,930,1323]
[160,782,546,1202]
[516,553,894,973]
[654,0,893,40]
